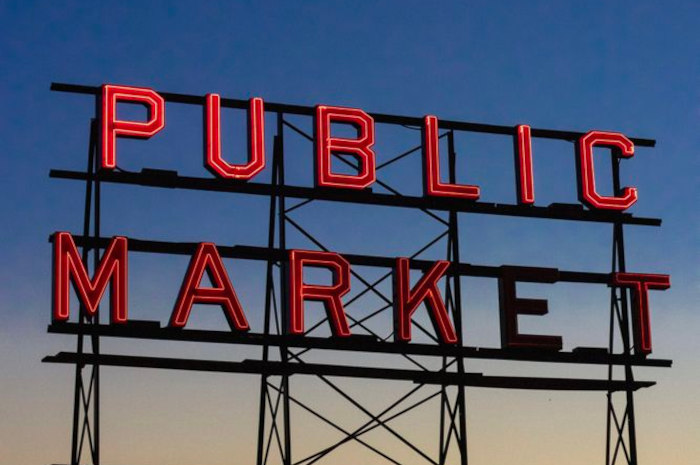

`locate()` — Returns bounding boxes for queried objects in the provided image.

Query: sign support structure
[252,117,471,465]
[68,116,102,465]
[606,155,637,465]
[45,83,670,465]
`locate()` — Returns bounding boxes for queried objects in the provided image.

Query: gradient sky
[1,1,698,464]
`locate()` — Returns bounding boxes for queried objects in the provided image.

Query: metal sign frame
[45,82,670,465]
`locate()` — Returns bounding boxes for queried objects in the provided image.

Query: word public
[102,84,640,211]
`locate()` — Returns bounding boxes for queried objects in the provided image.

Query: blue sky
[1,1,698,464]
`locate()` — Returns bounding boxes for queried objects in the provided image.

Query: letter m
[52,232,128,323]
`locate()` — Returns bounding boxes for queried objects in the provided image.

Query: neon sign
[74,83,671,353]
[52,232,670,353]
[47,81,673,465]
[50,83,674,354]
[101,84,644,211]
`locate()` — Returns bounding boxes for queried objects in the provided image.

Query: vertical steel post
[605,250,616,465]
[277,113,292,465]
[613,157,638,465]
[92,121,102,465]
[70,118,99,465]
[257,135,280,465]
[439,361,447,465]
[448,130,469,465]
[606,149,637,465]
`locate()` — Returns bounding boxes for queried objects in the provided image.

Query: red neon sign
[101,84,165,169]
[393,258,457,344]
[514,124,535,205]
[611,273,670,354]
[205,94,266,180]
[288,249,352,337]
[49,231,673,354]
[314,105,376,189]
[576,131,638,211]
[95,83,653,212]
[498,266,562,350]
[53,232,128,324]
[169,242,249,331]
[422,115,480,200]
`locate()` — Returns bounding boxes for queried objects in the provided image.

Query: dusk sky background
[1,1,698,464]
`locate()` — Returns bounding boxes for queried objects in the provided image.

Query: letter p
[101,84,165,169]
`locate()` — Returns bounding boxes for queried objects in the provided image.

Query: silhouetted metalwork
[45,83,668,465]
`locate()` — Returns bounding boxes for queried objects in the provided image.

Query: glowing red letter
[205,94,266,179]
[393,258,457,344]
[169,243,249,331]
[314,105,376,189]
[288,250,351,337]
[498,266,562,350]
[53,232,128,324]
[514,124,535,205]
[576,131,638,210]
[611,273,670,355]
[423,115,480,200]
[101,84,165,169]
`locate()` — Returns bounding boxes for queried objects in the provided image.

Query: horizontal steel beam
[42,351,656,391]
[47,323,672,367]
[50,169,662,226]
[50,82,656,147]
